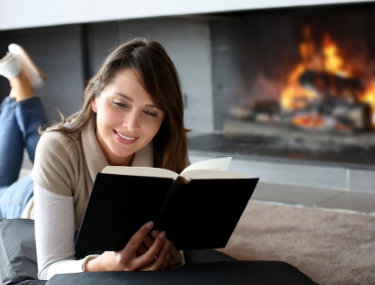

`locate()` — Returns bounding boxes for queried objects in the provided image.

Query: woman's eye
[144,110,157,117]
[113,101,127,108]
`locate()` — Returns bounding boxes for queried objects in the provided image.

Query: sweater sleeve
[34,183,98,280]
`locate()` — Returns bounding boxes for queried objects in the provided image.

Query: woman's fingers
[90,222,178,272]
[133,231,166,268]
[143,234,155,249]
[116,221,154,269]
[142,240,170,271]
[136,244,148,257]
[151,230,181,269]
[167,244,182,269]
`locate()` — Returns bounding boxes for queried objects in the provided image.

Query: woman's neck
[108,154,134,166]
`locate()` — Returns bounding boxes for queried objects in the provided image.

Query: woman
[0,43,47,219]
[0,40,316,285]
[31,38,188,279]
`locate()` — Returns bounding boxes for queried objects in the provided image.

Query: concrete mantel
[0,0,369,31]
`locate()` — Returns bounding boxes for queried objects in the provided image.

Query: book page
[101,157,233,180]
[182,169,250,180]
[181,157,232,176]
[101,166,178,179]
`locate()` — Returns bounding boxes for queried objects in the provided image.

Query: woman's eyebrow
[114,92,133,102]
[114,92,158,108]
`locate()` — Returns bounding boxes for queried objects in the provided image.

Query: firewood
[299,69,363,98]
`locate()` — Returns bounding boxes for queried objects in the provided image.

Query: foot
[0,53,22,79]
[8,43,47,90]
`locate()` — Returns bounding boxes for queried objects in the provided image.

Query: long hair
[45,38,189,173]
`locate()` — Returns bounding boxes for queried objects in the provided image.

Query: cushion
[47,261,316,285]
[0,219,38,284]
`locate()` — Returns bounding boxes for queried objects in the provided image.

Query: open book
[75,157,259,251]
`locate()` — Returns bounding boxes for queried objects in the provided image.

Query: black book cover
[75,173,259,251]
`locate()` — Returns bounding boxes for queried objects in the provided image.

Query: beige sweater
[31,118,154,230]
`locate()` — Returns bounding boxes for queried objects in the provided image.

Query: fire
[322,34,349,76]
[281,25,318,110]
[280,26,375,129]
[280,64,317,110]
[359,80,375,125]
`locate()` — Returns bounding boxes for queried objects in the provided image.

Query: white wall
[0,0,367,30]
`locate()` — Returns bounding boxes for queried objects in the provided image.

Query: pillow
[0,219,38,284]
[47,261,316,285]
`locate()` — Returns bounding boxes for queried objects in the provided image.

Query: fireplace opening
[224,22,374,137]
[212,2,374,140]
[190,2,374,166]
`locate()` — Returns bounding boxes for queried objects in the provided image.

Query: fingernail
[151,230,158,237]
[159,231,166,239]
[146,221,154,229]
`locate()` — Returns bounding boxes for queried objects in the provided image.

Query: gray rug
[220,200,375,285]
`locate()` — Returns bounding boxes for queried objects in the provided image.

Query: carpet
[219,200,375,285]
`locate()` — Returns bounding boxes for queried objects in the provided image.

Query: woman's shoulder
[33,130,84,194]
[36,130,82,162]
[39,130,80,147]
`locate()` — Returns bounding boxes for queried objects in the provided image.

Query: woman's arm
[34,184,97,280]
[34,183,176,278]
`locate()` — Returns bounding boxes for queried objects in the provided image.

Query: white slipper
[0,53,22,79]
[8,43,47,89]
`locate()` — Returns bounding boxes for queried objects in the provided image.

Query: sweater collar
[81,118,154,182]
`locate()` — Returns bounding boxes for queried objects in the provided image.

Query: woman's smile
[113,129,138,144]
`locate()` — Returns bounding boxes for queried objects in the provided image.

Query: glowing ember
[292,113,325,128]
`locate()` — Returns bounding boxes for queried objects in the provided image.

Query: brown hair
[45,38,189,173]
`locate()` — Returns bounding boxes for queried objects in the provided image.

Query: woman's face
[91,68,165,166]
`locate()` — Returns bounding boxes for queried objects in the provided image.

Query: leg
[0,70,44,186]
[0,175,34,219]
[15,96,47,163]
[0,96,24,187]
[0,44,47,219]
[7,52,48,163]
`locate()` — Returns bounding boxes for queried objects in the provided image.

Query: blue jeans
[0,96,47,218]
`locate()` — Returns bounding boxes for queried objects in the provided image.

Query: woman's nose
[123,110,140,130]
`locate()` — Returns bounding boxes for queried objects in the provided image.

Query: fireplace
[213,3,373,135]
[190,2,374,166]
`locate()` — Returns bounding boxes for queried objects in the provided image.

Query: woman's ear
[91,97,97,113]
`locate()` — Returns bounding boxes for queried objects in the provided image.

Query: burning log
[228,68,372,131]
[299,69,363,99]
[291,97,372,130]
[335,102,372,130]
[292,69,372,130]
[229,100,280,122]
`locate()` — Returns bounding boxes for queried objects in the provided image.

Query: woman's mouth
[114,130,138,143]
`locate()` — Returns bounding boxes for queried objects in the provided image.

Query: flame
[280,26,374,129]
[280,64,317,110]
[322,34,350,76]
[359,80,375,125]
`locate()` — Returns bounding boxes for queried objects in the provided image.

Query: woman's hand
[148,230,182,269]
[85,221,171,272]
